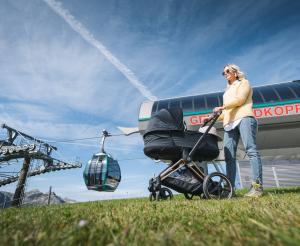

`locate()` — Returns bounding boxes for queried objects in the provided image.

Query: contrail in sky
[42,0,157,101]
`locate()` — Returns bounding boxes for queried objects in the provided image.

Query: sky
[0,0,300,202]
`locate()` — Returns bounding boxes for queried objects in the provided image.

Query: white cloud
[0,113,100,139]
[0,37,145,125]
[0,110,145,162]
[232,26,300,85]
[42,0,157,101]
[0,102,59,122]
[0,1,147,126]
[183,25,300,96]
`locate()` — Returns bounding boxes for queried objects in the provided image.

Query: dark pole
[12,157,31,207]
[47,186,52,205]
[187,112,221,161]
[3,194,6,208]
[101,130,110,153]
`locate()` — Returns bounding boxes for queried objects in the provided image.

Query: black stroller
[143,108,233,200]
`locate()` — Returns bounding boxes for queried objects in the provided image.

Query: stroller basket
[162,167,203,195]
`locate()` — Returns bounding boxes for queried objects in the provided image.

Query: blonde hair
[224,64,246,79]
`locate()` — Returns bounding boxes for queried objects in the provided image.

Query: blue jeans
[224,117,262,188]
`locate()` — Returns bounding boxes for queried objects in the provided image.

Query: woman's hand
[213,106,225,113]
[202,115,212,123]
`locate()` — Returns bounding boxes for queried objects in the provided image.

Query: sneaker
[244,182,263,198]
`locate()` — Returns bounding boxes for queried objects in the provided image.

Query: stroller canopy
[145,108,184,134]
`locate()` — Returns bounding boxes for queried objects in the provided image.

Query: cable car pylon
[0,124,82,207]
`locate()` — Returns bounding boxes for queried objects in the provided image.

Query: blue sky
[0,0,300,201]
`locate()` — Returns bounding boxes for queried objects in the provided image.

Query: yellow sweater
[219,78,254,126]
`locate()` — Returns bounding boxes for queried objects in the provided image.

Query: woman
[206,64,263,197]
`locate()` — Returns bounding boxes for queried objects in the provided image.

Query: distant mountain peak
[0,189,77,208]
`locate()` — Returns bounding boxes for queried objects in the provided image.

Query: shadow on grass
[160,186,300,201]
[235,186,300,197]
[264,186,300,195]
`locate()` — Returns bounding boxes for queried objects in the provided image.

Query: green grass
[1,187,300,246]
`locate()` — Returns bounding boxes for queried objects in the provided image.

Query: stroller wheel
[149,192,157,201]
[184,193,194,200]
[184,193,204,200]
[203,172,233,199]
[156,187,173,201]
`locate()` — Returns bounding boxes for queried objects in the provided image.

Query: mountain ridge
[0,189,77,208]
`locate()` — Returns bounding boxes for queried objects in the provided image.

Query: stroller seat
[143,108,219,162]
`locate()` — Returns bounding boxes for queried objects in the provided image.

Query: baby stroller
[143,108,233,200]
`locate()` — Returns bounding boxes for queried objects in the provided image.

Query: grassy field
[1,187,300,246]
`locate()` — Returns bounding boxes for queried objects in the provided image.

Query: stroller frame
[148,112,233,200]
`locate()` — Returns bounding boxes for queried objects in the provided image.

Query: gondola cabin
[83,152,121,192]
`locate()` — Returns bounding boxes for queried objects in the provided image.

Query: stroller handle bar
[187,110,222,161]
[201,110,222,127]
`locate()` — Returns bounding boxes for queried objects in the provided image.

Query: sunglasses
[222,69,231,76]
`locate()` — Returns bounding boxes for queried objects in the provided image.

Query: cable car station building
[139,80,300,188]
